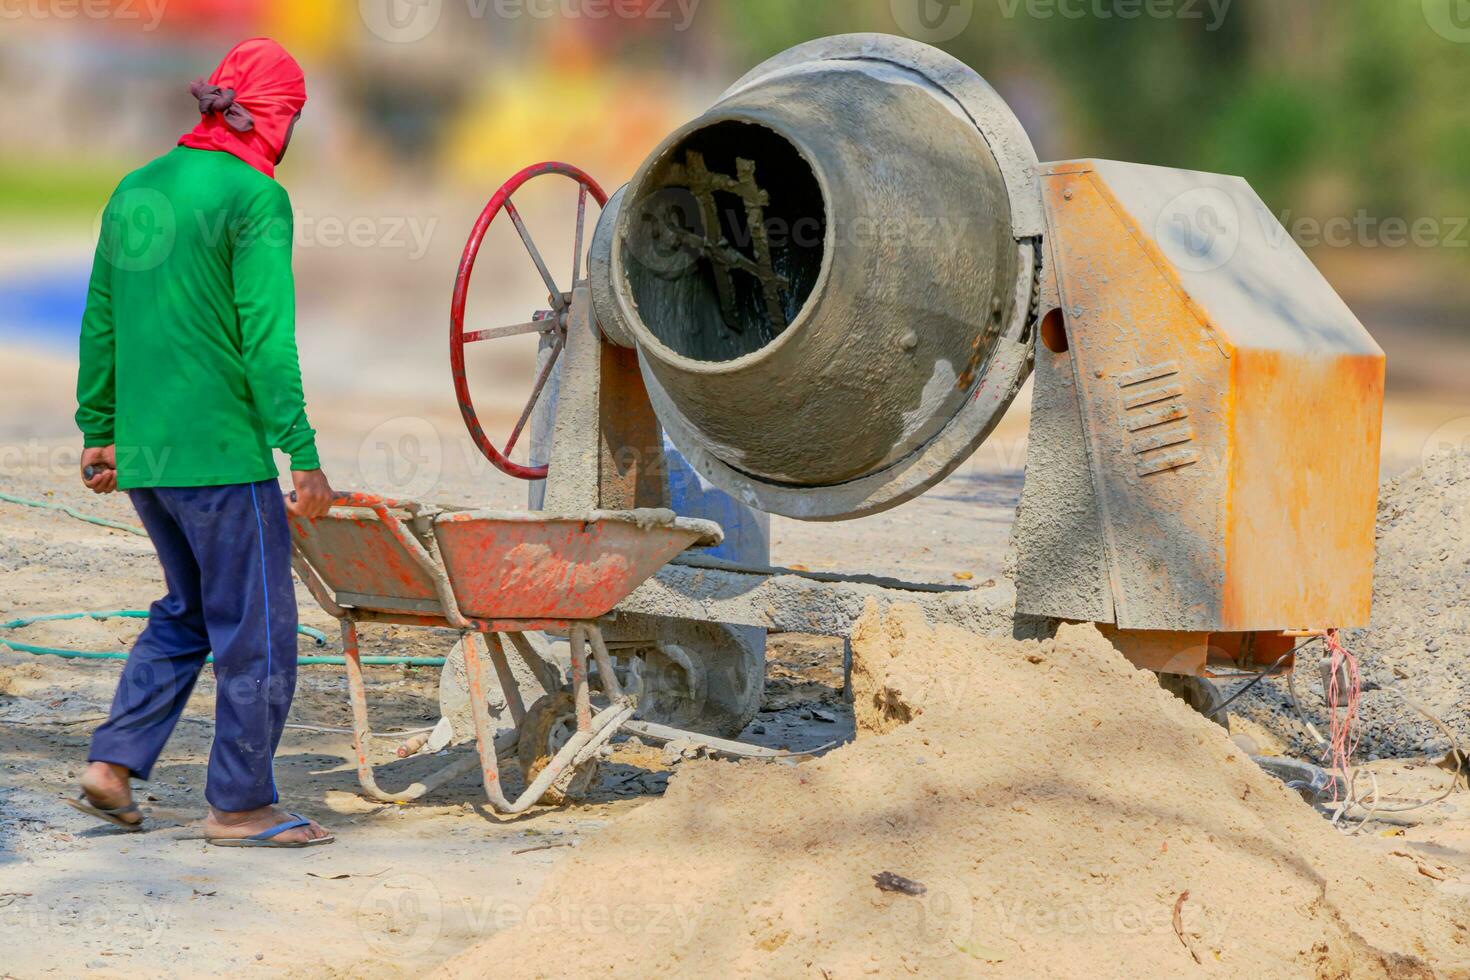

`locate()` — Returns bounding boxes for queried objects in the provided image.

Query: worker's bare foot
[205,805,332,844]
[80,761,141,827]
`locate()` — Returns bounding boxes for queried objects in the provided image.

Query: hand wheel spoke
[462,319,552,344]
[503,332,565,458]
[505,199,564,311]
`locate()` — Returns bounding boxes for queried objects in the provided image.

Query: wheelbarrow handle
[286,490,419,513]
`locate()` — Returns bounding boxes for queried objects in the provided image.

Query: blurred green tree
[716,0,1470,252]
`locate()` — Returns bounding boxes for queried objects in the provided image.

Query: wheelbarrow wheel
[436,633,559,750]
[518,692,600,805]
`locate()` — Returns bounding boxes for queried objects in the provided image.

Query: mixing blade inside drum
[623,121,827,363]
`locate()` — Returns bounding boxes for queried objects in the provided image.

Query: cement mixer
[450,34,1384,734]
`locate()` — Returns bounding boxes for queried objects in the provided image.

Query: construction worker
[70,39,335,847]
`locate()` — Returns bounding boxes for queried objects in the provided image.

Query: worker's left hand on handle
[287,468,335,519]
[80,445,117,495]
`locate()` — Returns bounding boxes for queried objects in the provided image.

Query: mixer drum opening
[621,120,826,363]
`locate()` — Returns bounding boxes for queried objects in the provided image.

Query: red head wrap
[179,38,306,178]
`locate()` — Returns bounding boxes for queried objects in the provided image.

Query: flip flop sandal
[66,792,144,832]
[209,813,335,848]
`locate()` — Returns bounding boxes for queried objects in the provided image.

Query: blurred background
[2,0,1468,550]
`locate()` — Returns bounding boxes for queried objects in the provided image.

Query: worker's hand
[80,445,117,494]
[287,468,334,519]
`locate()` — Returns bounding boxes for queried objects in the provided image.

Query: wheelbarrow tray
[433,508,721,621]
[288,503,442,616]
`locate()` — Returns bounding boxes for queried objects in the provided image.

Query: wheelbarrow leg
[569,623,592,732]
[584,623,624,700]
[463,620,635,814]
[480,632,527,726]
[460,622,510,804]
[505,631,564,694]
[341,618,479,803]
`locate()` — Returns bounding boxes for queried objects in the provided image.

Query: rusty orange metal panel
[287,511,441,614]
[1223,350,1384,629]
[1039,159,1384,635]
[1098,625,1297,675]
[598,342,669,510]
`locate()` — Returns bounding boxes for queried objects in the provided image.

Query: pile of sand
[1236,450,1470,760]
[437,602,1469,978]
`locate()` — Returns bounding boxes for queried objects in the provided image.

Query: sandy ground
[0,348,875,978]
[0,477,852,978]
[3,332,1470,977]
[439,606,1470,978]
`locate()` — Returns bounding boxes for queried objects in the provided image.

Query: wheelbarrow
[287,491,734,813]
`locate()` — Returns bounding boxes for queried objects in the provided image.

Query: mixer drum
[604,34,1042,520]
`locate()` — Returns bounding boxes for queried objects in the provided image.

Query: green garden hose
[0,609,445,667]
[0,491,148,536]
[0,494,447,668]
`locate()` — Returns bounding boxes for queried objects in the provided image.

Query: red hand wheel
[450,162,608,480]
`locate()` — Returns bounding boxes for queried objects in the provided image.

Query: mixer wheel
[437,633,556,749]
[1157,673,1230,732]
[517,619,766,739]
[518,692,600,805]
[629,620,765,738]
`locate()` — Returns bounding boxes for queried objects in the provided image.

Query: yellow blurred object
[442,63,694,188]
[265,0,350,61]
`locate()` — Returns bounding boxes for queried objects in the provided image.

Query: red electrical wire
[1323,628,1362,800]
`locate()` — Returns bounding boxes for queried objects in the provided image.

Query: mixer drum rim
[722,32,1048,240]
[613,110,837,378]
[605,33,1044,521]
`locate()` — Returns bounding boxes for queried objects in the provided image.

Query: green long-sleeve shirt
[76,146,319,488]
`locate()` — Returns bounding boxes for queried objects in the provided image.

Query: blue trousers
[89,480,298,812]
